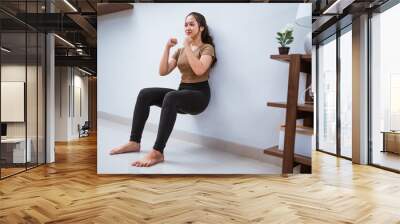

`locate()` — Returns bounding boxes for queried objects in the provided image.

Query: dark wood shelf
[267,54,312,173]
[264,146,311,166]
[270,54,311,63]
[270,54,311,74]
[267,102,314,112]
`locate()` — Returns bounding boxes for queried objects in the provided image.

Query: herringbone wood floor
[1,134,400,223]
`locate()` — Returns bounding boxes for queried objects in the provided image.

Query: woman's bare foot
[131,149,164,167]
[109,141,140,155]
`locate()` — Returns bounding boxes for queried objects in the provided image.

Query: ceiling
[311,0,391,43]
[0,0,99,74]
[1,0,395,74]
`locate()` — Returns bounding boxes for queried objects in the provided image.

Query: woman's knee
[137,88,153,102]
[162,91,179,107]
[138,88,153,96]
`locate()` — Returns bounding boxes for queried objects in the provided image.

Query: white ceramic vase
[304,32,312,55]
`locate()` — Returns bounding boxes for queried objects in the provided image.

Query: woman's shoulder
[201,43,214,50]
[171,47,182,59]
[200,44,215,56]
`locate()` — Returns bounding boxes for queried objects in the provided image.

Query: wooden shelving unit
[264,54,313,174]
[264,146,311,166]
[267,102,313,112]
[270,54,311,63]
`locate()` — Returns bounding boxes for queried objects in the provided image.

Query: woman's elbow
[159,69,167,76]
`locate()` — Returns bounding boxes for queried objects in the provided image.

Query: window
[317,35,337,155]
[339,27,352,158]
[0,1,47,179]
[317,25,353,159]
[370,2,400,171]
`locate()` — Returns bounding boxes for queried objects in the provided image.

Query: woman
[109,12,217,167]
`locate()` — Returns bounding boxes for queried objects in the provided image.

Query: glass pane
[27,31,38,169]
[371,3,400,171]
[38,33,45,165]
[318,36,337,154]
[1,31,27,177]
[340,28,352,158]
[0,1,46,178]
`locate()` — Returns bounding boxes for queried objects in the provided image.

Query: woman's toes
[131,150,163,167]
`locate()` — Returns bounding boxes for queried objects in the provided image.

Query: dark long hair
[187,12,217,67]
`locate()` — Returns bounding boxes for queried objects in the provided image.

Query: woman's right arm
[159,38,178,76]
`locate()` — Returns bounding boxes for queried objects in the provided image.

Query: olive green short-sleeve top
[171,44,215,83]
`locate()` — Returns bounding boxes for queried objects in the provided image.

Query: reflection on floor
[98,118,281,174]
[0,167,25,178]
[373,150,400,171]
[0,163,43,179]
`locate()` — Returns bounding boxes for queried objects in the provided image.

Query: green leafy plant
[276,27,294,48]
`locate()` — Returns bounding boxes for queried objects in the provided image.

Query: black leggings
[129,80,210,153]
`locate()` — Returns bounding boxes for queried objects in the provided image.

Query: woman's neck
[191,35,203,47]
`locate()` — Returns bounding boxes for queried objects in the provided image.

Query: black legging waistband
[178,80,209,90]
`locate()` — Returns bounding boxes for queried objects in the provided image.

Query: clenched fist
[166,38,178,48]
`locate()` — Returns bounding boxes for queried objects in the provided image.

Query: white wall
[55,67,68,141]
[1,65,41,137]
[98,3,310,150]
[72,73,89,137]
[55,67,89,141]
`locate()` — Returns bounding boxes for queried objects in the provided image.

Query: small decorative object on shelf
[300,85,314,105]
[276,24,294,55]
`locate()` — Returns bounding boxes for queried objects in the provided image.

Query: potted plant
[276,25,294,55]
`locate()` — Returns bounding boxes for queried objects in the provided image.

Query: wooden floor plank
[0,134,399,223]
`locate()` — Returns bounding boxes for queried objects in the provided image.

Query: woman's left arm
[183,40,213,76]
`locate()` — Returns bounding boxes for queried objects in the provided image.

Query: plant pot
[278,47,290,55]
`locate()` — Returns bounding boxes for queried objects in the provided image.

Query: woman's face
[185,15,203,39]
